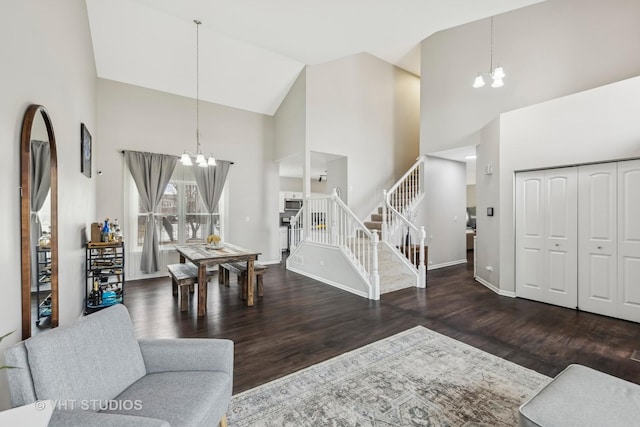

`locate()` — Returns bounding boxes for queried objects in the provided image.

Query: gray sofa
[4,304,233,427]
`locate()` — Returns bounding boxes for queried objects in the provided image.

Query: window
[128,164,223,249]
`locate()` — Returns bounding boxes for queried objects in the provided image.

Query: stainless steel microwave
[284,199,303,210]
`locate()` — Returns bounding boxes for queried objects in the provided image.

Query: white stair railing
[382,156,427,287]
[289,208,304,251]
[289,189,380,299]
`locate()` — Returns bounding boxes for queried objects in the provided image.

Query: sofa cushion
[25,304,146,403]
[103,371,232,427]
[519,364,640,427]
[3,341,37,406]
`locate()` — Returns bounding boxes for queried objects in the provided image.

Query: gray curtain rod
[120,150,234,165]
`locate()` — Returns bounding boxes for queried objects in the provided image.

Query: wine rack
[85,241,125,314]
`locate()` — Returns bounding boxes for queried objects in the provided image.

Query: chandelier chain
[180,19,216,167]
[490,17,493,73]
[195,19,201,153]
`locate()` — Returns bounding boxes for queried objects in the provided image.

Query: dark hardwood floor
[124,251,640,394]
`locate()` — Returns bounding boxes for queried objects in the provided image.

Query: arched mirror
[21,105,58,339]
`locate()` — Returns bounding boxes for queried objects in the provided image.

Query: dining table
[174,243,261,316]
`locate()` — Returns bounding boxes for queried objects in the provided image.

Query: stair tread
[364,221,382,230]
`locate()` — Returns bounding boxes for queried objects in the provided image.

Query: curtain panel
[124,151,177,273]
[192,160,231,236]
[30,139,51,287]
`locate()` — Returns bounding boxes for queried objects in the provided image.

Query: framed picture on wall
[81,123,92,178]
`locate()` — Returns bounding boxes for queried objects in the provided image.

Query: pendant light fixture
[181,19,216,167]
[472,16,506,89]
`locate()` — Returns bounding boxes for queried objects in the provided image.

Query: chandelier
[472,17,505,89]
[180,19,216,167]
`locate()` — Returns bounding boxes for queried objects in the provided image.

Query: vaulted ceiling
[86,0,544,116]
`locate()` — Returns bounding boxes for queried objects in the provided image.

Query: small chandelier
[472,17,505,89]
[181,19,216,167]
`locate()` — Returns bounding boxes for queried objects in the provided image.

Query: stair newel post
[303,194,310,243]
[330,188,339,246]
[418,226,426,288]
[382,190,388,242]
[370,230,380,300]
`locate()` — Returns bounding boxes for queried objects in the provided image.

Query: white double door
[515,167,578,309]
[516,160,640,323]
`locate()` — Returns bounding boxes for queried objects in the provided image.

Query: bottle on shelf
[38,231,51,248]
[101,218,111,242]
[89,279,102,306]
[113,218,123,242]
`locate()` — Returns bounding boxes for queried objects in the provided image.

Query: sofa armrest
[49,410,169,427]
[138,339,233,377]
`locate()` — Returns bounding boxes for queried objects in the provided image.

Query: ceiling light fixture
[473,17,506,89]
[181,19,216,167]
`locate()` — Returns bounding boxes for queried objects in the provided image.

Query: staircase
[363,207,385,232]
[363,156,427,292]
[287,156,427,300]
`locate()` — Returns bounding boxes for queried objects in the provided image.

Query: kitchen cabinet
[279,191,303,212]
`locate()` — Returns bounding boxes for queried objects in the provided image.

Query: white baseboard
[474,276,516,298]
[427,259,467,270]
[260,259,281,265]
[286,265,369,299]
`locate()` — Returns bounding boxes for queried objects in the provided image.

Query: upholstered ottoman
[519,364,640,427]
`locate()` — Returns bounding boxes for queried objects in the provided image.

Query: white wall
[416,156,467,269]
[288,244,370,297]
[327,157,348,203]
[496,75,640,293]
[475,119,501,289]
[0,0,97,410]
[279,177,303,193]
[96,79,280,276]
[310,179,327,194]
[420,0,640,154]
[274,69,306,162]
[466,185,476,207]
[306,53,420,219]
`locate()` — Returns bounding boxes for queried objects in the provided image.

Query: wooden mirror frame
[20,104,58,339]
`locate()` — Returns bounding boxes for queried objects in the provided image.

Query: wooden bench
[219,262,267,300]
[167,263,216,312]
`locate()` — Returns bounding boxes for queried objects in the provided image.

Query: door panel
[548,250,569,293]
[516,173,546,302]
[545,168,577,308]
[588,254,615,301]
[523,178,543,238]
[516,168,577,308]
[547,175,571,239]
[621,256,640,306]
[521,248,543,290]
[617,160,640,322]
[578,163,617,317]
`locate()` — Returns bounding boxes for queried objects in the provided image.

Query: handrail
[332,191,373,239]
[289,189,380,299]
[382,156,426,287]
[288,207,304,250]
[387,155,425,199]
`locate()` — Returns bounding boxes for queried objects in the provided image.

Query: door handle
[597,246,603,249]
[555,243,559,247]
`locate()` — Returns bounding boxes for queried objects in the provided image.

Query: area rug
[228,326,551,426]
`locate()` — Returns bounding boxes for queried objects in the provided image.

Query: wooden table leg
[247,259,254,307]
[180,285,189,312]
[179,254,185,263]
[197,264,207,316]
